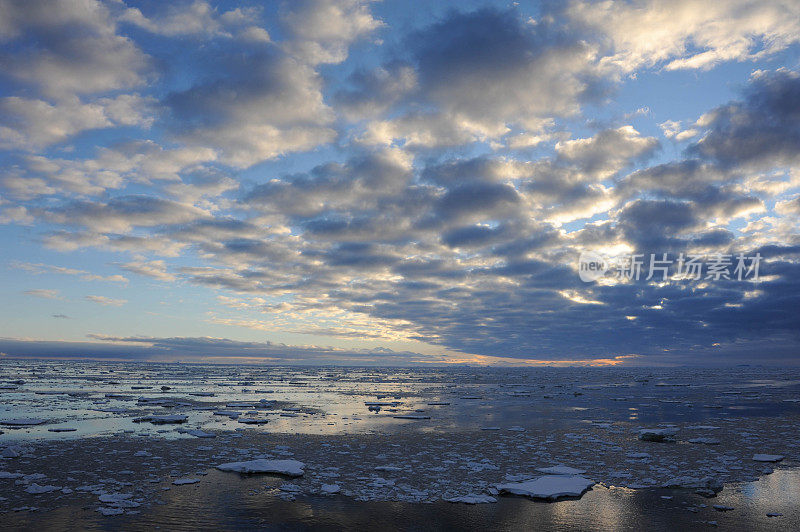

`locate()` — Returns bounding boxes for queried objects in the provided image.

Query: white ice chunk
[217,459,305,477]
[497,475,595,500]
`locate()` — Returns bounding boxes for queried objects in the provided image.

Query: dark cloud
[0,336,434,365]
[689,70,800,169]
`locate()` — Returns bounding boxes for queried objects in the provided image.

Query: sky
[0,0,799,366]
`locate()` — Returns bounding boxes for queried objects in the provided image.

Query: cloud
[118,0,268,41]
[23,288,61,299]
[357,7,603,148]
[0,335,436,365]
[85,295,127,306]
[0,94,155,150]
[118,259,176,281]
[47,195,209,232]
[689,69,800,170]
[0,0,151,98]
[12,261,128,283]
[0,2,799,365]
[567,0,800,72]
[164,46,336,167]
[282,0,383,65]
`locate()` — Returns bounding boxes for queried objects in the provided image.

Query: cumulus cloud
[164,46,336,167]
[358,8,602,148]
[47,195,209,232]
[0,0,151,97]
[0,94,155,150]
[567,0,800,72]
[1,2,800,364]
[282,0,384,65]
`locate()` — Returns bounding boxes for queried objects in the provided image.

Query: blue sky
[1,0,799,365]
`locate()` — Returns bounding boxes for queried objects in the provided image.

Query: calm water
[1,360,799,530]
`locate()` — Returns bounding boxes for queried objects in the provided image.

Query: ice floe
[1,418,46,426]
[496,475,595,500]
[752,454,784,462]
[216,459,305,477]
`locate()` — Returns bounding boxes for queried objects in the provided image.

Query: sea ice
[320,483,340,494]
[25,483,61,494]
[536,466,586,475]
[752,454,783,462]
[183,429,216,438]
[237,418,269,424]
[0,418,46,426]
[173,478,201,485]
[216,459,305,477]
[637,428,678,442]
[496,475,595,500]
[132,415,188,424]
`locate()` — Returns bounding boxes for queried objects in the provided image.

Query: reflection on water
[4,469,799,531]
[1,360,799,530]
[2,361,800,441]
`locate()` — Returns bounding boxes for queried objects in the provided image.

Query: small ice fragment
[132,415,187,424]
[637,428,677,442]
[320,483,340,494]
[25,483,61,494]
[237,418,269,424]
[173,478,200,485]
[752,454,783,463]
[688,438,721,445]
[625,452,650,459]
[536,466,586,475]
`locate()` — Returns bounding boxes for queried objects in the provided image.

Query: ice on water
[0,361,798,510]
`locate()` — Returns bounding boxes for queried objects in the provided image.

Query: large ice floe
[217,459,305,477]
[496,475,595,500]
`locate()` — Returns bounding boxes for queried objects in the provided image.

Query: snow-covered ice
[217,459,305,477]
[496,475,595,500]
